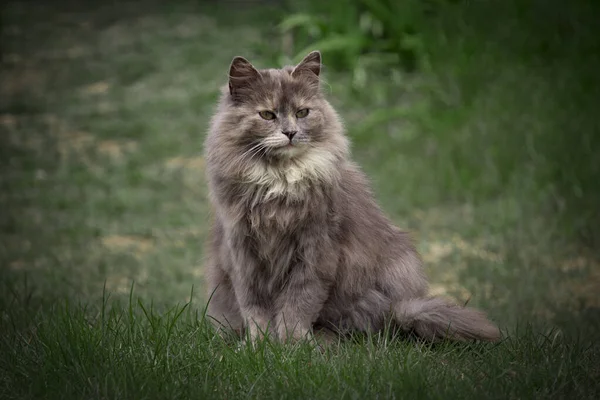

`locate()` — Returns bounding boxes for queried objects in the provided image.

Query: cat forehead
[254,68,318,107]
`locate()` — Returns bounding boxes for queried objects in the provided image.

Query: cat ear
[228,56,261,101]
[292,51,321,80]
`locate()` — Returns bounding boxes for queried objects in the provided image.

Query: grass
[1,0,599,398]
[2,286,598,399]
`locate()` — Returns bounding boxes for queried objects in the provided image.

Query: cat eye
[259,111,276,120]
[295,109,309,118]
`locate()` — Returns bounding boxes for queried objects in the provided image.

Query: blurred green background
[1,0,599,336]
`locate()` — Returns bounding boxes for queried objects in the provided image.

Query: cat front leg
[228,239,274,343]
[205,265,244,338]
[274,265,331,343]
[229,273,273,342]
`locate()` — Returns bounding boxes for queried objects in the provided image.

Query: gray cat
[204,51,500,343]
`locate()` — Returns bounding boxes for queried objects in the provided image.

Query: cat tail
[393,297,501,342]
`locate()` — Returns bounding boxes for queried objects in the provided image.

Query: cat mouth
[282,139,307,148]
[259,138,308,158]
[268,141,298,149]
[270,143,304,157]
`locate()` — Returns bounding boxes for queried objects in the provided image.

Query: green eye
[295,109,309,118]
[259,111,276,120]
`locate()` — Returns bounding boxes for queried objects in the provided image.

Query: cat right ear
[293,51,321,77]
[229,56,261,102]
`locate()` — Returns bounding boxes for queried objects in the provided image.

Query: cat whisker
[239,142,266,163]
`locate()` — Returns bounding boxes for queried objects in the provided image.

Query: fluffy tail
[393,297,501,342]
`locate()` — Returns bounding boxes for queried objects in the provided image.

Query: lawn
[1,0,599,398]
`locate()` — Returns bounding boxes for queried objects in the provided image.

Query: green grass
[1,0,599,398]
[1,287,598,400]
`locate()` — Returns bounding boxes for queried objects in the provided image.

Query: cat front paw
[275,318,311,343]
[244,314,273,343]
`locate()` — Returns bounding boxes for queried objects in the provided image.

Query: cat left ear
[229,56,261,102]
[292,51,321,80]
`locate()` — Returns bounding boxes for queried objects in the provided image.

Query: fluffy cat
[204,51,500,343]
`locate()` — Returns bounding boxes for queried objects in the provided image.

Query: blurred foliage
[256,0,600,248]
[276,0,438,86]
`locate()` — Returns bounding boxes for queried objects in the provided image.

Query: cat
[203,50,500,344]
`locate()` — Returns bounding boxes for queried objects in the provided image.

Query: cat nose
[282,130,297,140]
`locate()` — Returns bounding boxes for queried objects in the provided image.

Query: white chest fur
[242,148,337,200]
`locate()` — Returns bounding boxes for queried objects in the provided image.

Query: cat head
[208,51,348,168]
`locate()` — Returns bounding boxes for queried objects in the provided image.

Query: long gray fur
[203,51,500,343]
